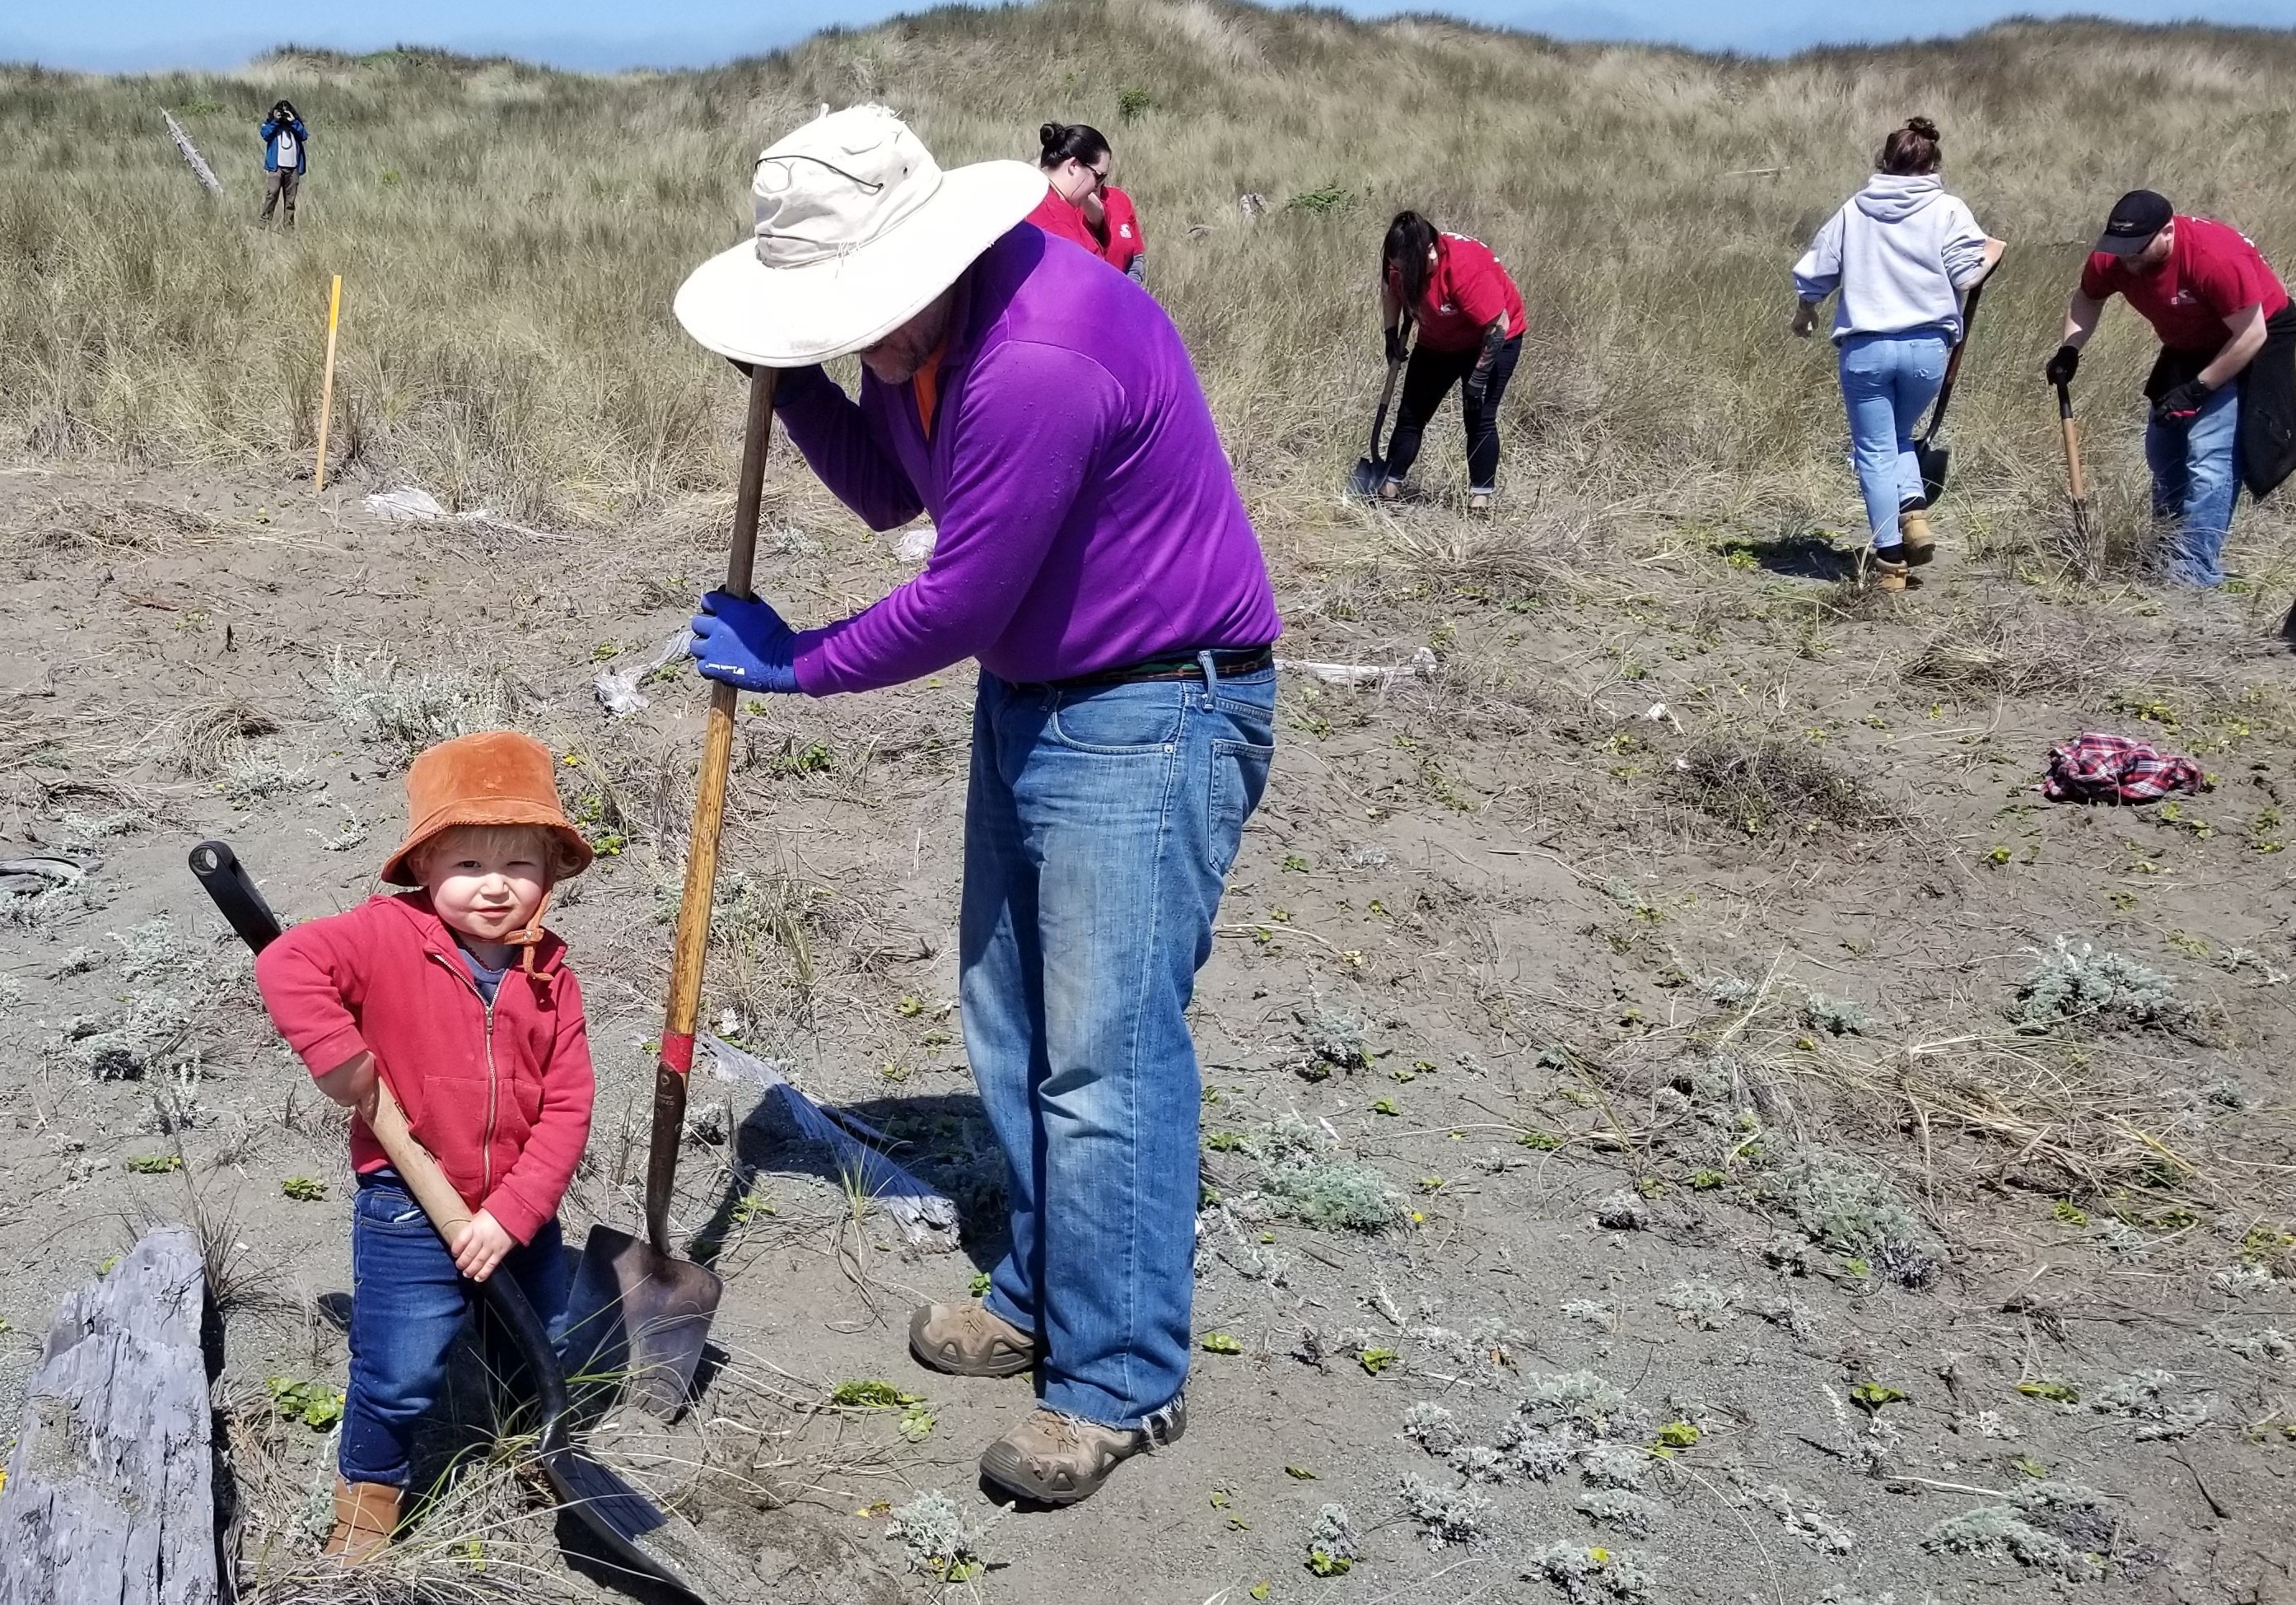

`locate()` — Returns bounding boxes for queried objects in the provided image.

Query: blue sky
[5,0,2292,72]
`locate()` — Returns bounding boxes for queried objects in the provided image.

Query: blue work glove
[688,590,800,694]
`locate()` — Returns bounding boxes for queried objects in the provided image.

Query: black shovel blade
[1916,439,1951,506]
[565,1225,724,1421]
[1347,454,1385,499]
[543,1441,725,1602]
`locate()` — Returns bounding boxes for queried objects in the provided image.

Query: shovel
[2056,376,2097,567]
[1915,278,1987,506]
[565,365,777,1421]
[188,839,735,1603]
[1348,318,1412,498]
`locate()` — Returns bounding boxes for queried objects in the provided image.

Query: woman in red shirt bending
[1377,210,1526,515]
[1027,121,1148,283]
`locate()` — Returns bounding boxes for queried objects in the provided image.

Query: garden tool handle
[646,364,777,1257]
[1370,315,1412,456]
[1925,279,1986,444]
[2056,379,2088,501]
[362,1079,476,1243]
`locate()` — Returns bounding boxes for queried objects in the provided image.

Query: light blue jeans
[2146,380,2242,587]
[960,657,1276,1430]
[1838,329,1952,548]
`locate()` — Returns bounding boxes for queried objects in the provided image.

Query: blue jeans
[2146,380,2242,587]
[1838,329,1951,548]
[960,656,1276,1430]
[339,1175,572,1486]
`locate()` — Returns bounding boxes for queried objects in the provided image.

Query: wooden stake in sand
[161,110,222,195]
[314,273,342,491]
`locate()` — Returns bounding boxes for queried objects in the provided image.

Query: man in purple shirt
[674,105,1281,1505]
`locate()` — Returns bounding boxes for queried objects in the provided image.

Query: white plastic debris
[701,1033,962,1249]
[1644,702,1683,732]
[362,486,562,539]
[1280,646,1439,687]
[894,524,938,563]
[364,487,458,521]
[594,627,692,716]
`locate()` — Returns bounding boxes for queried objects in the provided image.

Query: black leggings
[1385,334,1523,492]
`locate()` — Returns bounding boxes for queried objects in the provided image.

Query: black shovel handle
[189,841,285,953]
[1921,278,1987,447]
[1369,315,1413,460]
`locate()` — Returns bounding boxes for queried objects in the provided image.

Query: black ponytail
[1383,210,1438,308]
[1038,121,1110,171]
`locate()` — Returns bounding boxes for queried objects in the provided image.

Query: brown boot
[322,1478,399,1561]
[979,1402,1185,1506]
[1897,505,1935,566]
[1867,553,1910,592]
[908,1301,1040,1378]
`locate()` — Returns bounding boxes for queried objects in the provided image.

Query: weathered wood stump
[0,1225,217,1605]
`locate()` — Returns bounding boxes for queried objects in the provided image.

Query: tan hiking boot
[1376,477,1402,503]
[1866,553,1910,593]
[1468,490,1495,518]
[322,1478,400,1561]
[1897,506,1935,566]
[908,1301,1040,1379]
[979,1402,1185,1505]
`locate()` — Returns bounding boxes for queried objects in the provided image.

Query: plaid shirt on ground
[2041,732,2206,804]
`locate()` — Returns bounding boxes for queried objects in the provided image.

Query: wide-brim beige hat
[675,104,1048,366]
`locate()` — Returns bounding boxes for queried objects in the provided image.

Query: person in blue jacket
[259,100,309,228]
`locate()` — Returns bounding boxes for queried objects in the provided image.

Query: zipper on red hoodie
[427,949,501,1198]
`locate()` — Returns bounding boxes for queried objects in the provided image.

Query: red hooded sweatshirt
[254,891,595,1245]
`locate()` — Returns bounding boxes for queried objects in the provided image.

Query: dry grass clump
[1668,735,1897,839]
[1901,607,2113,701]
[164,698,282,779]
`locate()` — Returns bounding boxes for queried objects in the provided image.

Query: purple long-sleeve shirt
[777,225,1281,694]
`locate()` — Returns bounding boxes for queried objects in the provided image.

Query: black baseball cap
[2095,189,2172,256]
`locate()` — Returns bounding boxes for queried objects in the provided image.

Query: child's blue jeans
[339,1173,572,1487]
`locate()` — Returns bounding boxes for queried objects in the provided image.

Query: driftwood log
[162,112,222,196]
[0,1225,217,1605]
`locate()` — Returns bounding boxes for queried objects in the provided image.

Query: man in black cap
[2045,189,2296,587]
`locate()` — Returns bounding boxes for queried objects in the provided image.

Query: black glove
[2151,379,2212,426]
[2043,344,2081,387]
[1383,326,1407,366]
[1464,369,1490,412]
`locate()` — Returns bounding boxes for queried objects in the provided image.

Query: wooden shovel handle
[646,366,778,1255]
[361,1076,475,1243]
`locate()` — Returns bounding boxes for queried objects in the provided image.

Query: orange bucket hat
[379,730,594,888]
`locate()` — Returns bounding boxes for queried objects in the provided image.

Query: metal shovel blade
[1347,453,1385,498]
[1916,438,1951,506]
[564,1225,724,1421]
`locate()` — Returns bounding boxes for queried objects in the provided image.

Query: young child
[254,730,595,1561]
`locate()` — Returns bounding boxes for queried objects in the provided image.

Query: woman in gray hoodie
[1792,119,2004,587]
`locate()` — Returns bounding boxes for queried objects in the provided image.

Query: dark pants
[1385,334,1524,493]
[338,1175,571,1487]
[259,168,301,226]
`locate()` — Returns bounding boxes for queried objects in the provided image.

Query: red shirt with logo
[2080,215,2289,354]
[1027,189,1102,257]
[1099,185,1146,275]
[1392,232,1528,352]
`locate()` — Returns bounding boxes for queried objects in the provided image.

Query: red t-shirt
[1027,189,1102,257]
[1099,185,1146,275]
[2080,215,2289,354]
[1392,233,1527,352]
